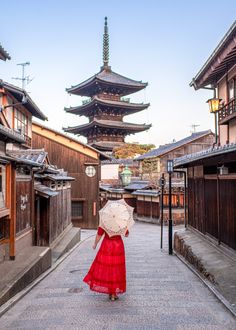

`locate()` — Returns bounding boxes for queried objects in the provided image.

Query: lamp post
[120,165,132,186]
[167,159,174,255]
[206,97,221,145]
[159,173,165,249]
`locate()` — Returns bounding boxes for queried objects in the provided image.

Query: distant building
[136,130,215,223]
[136,130,215,183]
[63,18,151,153]
[101,158,139,185]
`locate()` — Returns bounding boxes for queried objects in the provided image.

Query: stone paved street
[0,222,236,329]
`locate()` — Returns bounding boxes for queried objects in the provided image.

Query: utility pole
[12,62,32,89]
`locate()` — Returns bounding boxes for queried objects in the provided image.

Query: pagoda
[64,17,151,153]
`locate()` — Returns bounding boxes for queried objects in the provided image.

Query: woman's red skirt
[83,235,126,295]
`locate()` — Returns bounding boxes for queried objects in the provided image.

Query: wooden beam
[9,164,16,260]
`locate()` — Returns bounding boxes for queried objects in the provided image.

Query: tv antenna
[12,62,33,89]
[190,124,200,133]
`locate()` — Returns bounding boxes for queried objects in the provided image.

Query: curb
[175,251,236,318]
[0,233,95,318]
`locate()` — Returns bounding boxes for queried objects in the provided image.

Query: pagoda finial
[103,17,109,68]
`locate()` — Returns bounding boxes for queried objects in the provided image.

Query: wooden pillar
[9,164,16,260]
[31,169,36,245]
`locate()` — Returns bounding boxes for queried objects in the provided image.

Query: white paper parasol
[99,199,135,237]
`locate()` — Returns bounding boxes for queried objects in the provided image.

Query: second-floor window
[228,79,236,100]
[14,109,28,136]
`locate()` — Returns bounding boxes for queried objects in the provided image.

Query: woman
[83,226,129,301]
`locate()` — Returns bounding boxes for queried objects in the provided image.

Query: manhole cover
[68,287,83,293]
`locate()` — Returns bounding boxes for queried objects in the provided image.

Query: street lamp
[167,159,173,255]
[206,97,221,145]
[120,165,132,186]
[159,174,166,249]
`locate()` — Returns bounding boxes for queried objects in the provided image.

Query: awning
[35,184,59,198]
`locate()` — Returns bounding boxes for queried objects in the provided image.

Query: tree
[113,143,155,159]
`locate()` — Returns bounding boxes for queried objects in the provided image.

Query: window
[228,79,235,100]
[14,108,28,137]
[71,201,83,218]
[0,165,6,209]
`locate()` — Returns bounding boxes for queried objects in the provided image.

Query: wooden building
[6,149,74,248]
[0,80,47,260]
[132,190,160,220]
[175,21,236,250]
[64,17,151,153]
[32,122,108,229]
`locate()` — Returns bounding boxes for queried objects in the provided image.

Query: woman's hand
[93,243,97,250]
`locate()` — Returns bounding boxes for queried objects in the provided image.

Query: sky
[1,0,236,148]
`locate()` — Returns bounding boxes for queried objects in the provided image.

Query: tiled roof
[37,173,75,181]
[0,80,47,120]
[0,44,10,61]
[135,130,213,161]
[124,180,150,191]
[174,142,236,168]
[66,68,147,96]
[64,119,151,134]
[100,185,126,193]
[35,184,59,197]
[64,95,149,116]
[132,189,160,197]
[0,124,25,143]
[7,149,48,166]
[190,20,236,89]
[102,157,139,166]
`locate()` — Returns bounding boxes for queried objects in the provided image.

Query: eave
[63,119,151,135]
[64,96,150,116]
[66,68,148,97]
[0,81,47,121]
[91,141,125,151]
[0,124,25,143]
[190,21,236,89]
[174,143,236,168]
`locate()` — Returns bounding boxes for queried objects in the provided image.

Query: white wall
[101,164,119,180]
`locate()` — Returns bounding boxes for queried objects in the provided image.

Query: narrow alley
[0,223,235,329]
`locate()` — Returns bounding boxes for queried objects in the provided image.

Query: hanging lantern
[206,98,221,113]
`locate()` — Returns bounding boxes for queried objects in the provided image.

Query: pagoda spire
[103,17,109,68]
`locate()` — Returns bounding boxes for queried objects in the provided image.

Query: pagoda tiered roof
[63,17,151,152]
[90,141,125,151]
[64,119,151,136]
[66,67,148,97]
[64,95,150,117]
